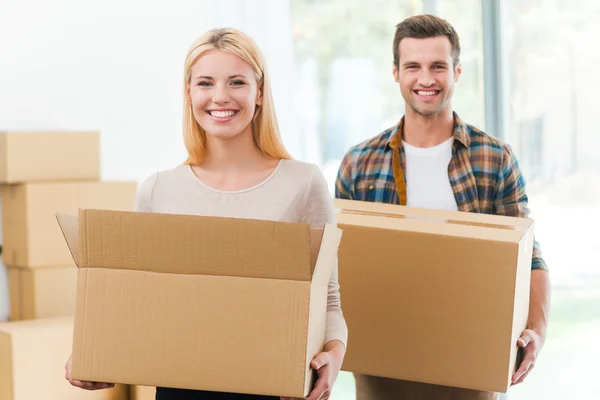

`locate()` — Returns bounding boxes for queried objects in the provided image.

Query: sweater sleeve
[134,172,158,212]
[302,164,348,348]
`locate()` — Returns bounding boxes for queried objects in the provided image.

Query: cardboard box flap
[337,212,527,243]
[58,209,315,281]
[309,228,324,278]
[334,199,533,231]
[56,213,81,266]
[311,224,343,286]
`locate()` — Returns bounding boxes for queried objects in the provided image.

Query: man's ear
[454,63,462,83]
[393,62,400,83]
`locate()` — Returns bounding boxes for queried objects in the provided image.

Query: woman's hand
[281,340,346,400]
[65,354,114,390]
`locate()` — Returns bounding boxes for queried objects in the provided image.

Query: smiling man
[335,14,551,400]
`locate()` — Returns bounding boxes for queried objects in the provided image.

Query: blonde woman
[65,28,347,400]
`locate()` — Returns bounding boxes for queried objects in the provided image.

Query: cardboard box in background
[0,131,100,184]
[334,199,534,393]
[0,260,8,323]
[57,209,343,398]
[2,181,137,267]
[0,317,129,400]
[130,385,156,400]
[0,192,7,322]
[8,264,77,321]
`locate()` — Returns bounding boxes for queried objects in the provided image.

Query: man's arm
[493,144,551,385]
[513,269,551,384]
[335,152,355,200]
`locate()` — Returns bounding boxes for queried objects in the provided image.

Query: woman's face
[187,49,262,140]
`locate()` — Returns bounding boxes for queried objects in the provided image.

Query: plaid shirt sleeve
[335,151,355,200]
[494,144,548,271]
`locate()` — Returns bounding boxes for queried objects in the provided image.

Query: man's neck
[403,107,455,148]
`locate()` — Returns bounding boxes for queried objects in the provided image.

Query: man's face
[393,36,461,117]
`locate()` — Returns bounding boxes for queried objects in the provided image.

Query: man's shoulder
[343,125,396,159]
[462,122,509,153]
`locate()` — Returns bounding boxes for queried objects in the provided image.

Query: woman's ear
[186,82,193,106]
[256,85,263,106]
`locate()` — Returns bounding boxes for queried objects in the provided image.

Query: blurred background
[1,0,599,398]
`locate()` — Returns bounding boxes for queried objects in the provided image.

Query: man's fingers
[513,362,534,385]
[311,352,331,370]
[517,330,534,347]
[512,347,536,384]
[305,376,331,400]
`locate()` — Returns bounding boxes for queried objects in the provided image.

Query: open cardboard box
[56,209,342,398]
[334,199,534,393]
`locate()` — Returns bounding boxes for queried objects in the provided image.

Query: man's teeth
[210,110,236,118]
[417,90,438,96]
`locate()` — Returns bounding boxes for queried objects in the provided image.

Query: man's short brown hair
[393,14,461,67]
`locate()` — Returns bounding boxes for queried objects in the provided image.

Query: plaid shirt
[335,112,547,271]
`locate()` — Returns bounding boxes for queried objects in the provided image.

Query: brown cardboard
[2,181,137,267]
[334,199,533,393]
[130,386,156,400]
[56,209,343,398]
[0,131,100,183]
[8,264,77,321]
[0,317,129,400]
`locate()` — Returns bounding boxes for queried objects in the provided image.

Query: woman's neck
[201,129,266,173]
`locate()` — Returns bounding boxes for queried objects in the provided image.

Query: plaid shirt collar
[384,112,471,150]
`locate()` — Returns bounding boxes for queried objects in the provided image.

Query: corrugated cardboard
[56,209,343,398]
[0,260,8,323]
[0,317,128,400]
[2,181,137,267]
[0,131,100,183]
[8,264,77,321]
[130,386,156,400]
[334,199,533,393]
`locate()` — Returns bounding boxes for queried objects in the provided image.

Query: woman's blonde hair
[182,28,292,165]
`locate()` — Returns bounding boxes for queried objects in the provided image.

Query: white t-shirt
[403,137,458,211]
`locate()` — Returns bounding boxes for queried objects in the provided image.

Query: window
[291,1,599,399]
[291,0,483,194]
[501,1,600,398]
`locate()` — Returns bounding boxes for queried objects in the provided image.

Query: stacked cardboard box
[0,131,137,399]
[0,317,129,400]
[129,386,156,400]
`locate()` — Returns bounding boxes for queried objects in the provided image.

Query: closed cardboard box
[2,181,137,267]
[0,317,129,400]
[8,264,77,321]
[56,209,343,398]
[334,199,533,393]
[131,386,156,400]
[0,131,100,183]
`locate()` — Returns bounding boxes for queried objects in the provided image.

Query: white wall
[0,0,298,319]
[0,0,298,181]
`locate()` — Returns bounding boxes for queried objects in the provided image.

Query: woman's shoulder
[278,159,324,181]
[134,164,191,211]
[140,164,190,187]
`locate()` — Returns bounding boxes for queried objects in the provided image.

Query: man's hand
[512,329,542,385]
[281,340,345,400]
